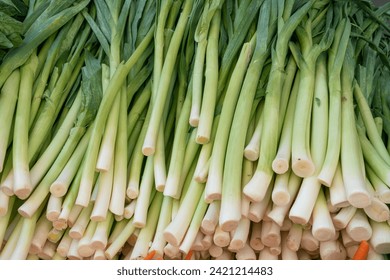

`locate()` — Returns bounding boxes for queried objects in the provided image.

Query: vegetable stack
[0,0,390,260]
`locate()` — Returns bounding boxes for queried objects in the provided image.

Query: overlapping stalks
[0,0,390,260]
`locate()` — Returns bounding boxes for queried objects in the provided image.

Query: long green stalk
[30,13,86,125]
[29,93,82,189]
[0,70,20,174]
[28,28,89,165]
[163,178,205,247]
[133,155,155,228]
[205,35,255,201]
[179,189,209,254]
[163,91,191,199]
[243,0,314,203]
[289,53,330,225]
[13,53,39,199]
[272,70,300,174]
[130,192,163,259]
[220,0,274,231]
[149,196,173,257]
[340,45,371,208]
[142,0,193,156]
[109,86,128,217]
[10,200,46,259]
[126,104,152,199]
[290,19,333,178]
[354,81,390,165]
[196,9,221,144]
[77,24,154,207]
[318,17,351,186]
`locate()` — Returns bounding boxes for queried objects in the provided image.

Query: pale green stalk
[196,9,221,144]
[179,158,198,207]
[47,228,65,244]
[0,190,10,216]
[0,196,15,246]
[220,0,275,231]
[289,53,330,225]
[0,214,23,259]
[154,125,167,192]
[163,179,205,247]
[194,115,220,183]
[153,0,173,102]
[28,92,82,187]
[318,17,351,186]
[104,219,136,260]
[153,61,177,192]
[311,188,336,242]
[340,46,371,208]
[178,128,201,188]
[366,165,390,204]
[142,0,193,156]
[91,212,114,250]
[110,86,128,216]
[163,92,192,199]
[133,156,155,228]
[96,92,120,172]
[354,82,390,165]
[0,70,20,174]
[272,71,300,174]
[13,52,39,199]
[190,38,207,127]
[10,201,46,260]
[90,162,114,222]
[27,31,89,165]
[149,196,173,257]
[77,24,155,207]
[271,169,291,207]
[126,82,152,136]
[56,160,84,230]
[190,0,224,126]
[127,106,151,199]
[130,192,163,259]
[30,13,86,124]
[69,201,94,240]
[77,220,98,258]
[205,36,255,201]
[50,125,92,198]
[357,125,390,187]
[18,122,90,218]
[179,189,209,254]
[267,172,301,227]
[278,55,298,136]
[127,109,147,163]
[94,0,133,173]
[105,189,156,259]
[126,62,152,106]
[290,20,333,178]
[244,101,265,161]
[216,0,264,97]
[46,194,62,221]
[244,0,316,204]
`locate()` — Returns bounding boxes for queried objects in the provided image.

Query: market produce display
[0,0,390,260]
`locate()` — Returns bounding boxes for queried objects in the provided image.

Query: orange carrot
[144,250,156,260]
[184,250,193,260]
[352,240,370,260]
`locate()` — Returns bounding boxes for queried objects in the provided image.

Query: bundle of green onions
[0,0,390,260]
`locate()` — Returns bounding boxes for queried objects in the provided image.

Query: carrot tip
[352,240,370,260]
[184,250,193,260]
[144,250,157,260]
